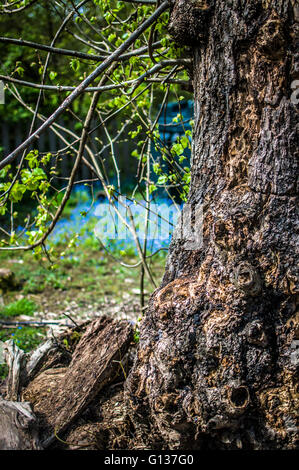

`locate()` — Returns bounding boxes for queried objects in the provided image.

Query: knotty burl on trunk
[125,0,298,449]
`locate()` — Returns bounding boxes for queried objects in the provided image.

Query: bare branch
[0,36,106,61]
[0,0,38,14]
[0,1,170,171]
[0,36,164,62]
[0,61,184,92]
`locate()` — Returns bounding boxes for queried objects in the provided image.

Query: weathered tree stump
[0,316,134,449]
[24,317,132,446]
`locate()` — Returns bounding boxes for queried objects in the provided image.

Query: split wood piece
[3,340,26,401]
[24,321,90,382]
[0,400,41,450]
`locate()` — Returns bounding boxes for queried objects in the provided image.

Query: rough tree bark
[125,0,298,450]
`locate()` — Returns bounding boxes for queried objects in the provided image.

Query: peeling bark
[125,0,298,450]
[3,340,26,401]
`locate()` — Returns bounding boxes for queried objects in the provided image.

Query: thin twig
[0,1,170,171]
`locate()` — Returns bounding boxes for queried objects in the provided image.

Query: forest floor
[0,228,166,381]
[0,187,169,381]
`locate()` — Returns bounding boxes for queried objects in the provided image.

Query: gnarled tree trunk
[125,0,298,450]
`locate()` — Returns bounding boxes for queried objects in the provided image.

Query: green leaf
[157,175,168,185]
[70,58,80,72]
[49,71,57,81]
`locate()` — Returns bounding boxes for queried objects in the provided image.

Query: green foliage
[0,295,44,381]
[0,149,57,249]
[0,326,46,353]
[0,0,193,251]
[70,58,80,73]
[133,326,140,344]
[0,298,37,319]
[133,314,143,344]
[151,119,193,202]
[21,265,67,293]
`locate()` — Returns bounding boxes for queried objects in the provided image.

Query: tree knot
[233,262,262,296]
[168,0,214,46]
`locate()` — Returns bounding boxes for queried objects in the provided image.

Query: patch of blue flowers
[47,185,182,256]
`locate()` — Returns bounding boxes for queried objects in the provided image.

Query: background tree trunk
[125,0,298,450]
